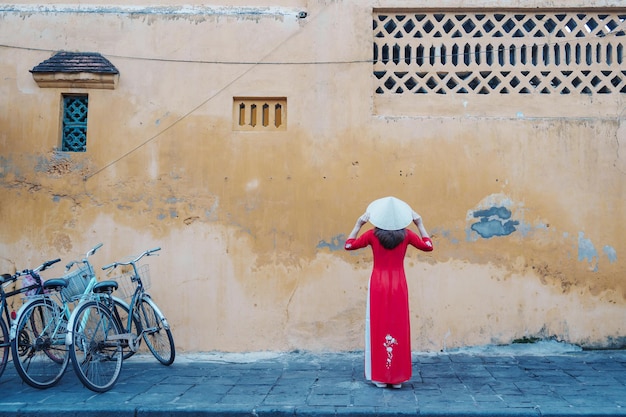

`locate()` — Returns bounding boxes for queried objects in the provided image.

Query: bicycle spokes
[69,301,122,392]
[11,300,69,389]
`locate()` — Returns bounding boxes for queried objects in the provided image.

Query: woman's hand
[348,213,369,240]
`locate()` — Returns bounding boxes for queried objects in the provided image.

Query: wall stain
[317,234,345,251]
[184,216,199,225]
[578,232,599,271]
[603,245,617,263]
[470,206,520,239]
[433,228,459,244]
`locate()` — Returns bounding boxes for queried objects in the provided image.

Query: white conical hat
[366,196,413,231]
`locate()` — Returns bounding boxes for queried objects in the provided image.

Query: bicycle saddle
[44,279,69,291]
[93,280,119,294]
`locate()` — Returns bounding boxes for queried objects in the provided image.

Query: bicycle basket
[60,264,92,300]
[110,264,150,299]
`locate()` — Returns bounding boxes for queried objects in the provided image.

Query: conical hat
[366,196,413,231]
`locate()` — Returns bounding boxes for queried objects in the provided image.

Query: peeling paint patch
[155,112,169,126]
[246,179,260,191]
[0,155,8,169]
[603,245,617,263]
[577,232,598,271]
[466,194,525,241]
[470,206,519,239]
[204,198,220,221]
[35,153,73,176]
[317,234,345,251]
[433,228,458,244]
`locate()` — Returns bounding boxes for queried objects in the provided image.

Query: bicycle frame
[65,292,121,345]
[10,294,67,348]
[102,247,171,352]
[12,244,104,360]
[65,290,132,353]
[122,291,170,353]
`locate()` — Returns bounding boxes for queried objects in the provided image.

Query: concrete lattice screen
[373,10,626,95]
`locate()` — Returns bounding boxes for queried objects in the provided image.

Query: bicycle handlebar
[102,247,161,271]
[87,243,104,257]
[65,243,103,269]
[12,258,61,278]
[41,258,62,271]
[1,258,61,287]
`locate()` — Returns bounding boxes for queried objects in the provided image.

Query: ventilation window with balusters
[373,10,626,96]
[233,97,287,131]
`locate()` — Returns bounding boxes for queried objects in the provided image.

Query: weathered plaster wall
[1,0,625,353]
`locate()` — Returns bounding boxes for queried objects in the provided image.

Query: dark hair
[374,228,406,250]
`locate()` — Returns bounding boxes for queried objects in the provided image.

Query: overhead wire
[0,24,624,65]
[81,3,334,180]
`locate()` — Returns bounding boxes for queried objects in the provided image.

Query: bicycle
[102,247,175,366]
[0,258,62,381]
[65,277,124,392]
[62,244,139,362]
[66,247,174,392]
[6,258,71,388]
[10,243,132,389]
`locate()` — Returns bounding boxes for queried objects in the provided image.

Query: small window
[62,95,89,152]
[233,97,287,131]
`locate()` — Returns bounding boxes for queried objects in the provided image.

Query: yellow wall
[1,0,625,353]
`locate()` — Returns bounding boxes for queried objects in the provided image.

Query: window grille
[61,95,89,152]
[233,97,287,131]
[373,10,626,95]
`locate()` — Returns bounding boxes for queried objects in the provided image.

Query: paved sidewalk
[1,348,625,416]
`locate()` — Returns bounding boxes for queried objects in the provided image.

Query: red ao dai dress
[345,229,433,385]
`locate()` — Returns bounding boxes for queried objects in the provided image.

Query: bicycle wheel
[138,298,175,365]
[69,301,123,392]
[112,298,141,360]
[11,298,69,389]
[0,318,9,379]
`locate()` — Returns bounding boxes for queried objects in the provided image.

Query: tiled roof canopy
[31,52,119,89]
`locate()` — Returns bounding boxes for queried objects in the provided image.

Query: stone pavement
[1,348,626,416]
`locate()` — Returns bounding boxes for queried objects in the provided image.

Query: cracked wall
[1,0,625,352]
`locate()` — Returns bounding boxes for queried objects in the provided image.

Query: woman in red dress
[345,197,433,388]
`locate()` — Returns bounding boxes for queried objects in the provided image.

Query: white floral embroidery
[383,334,398,369]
